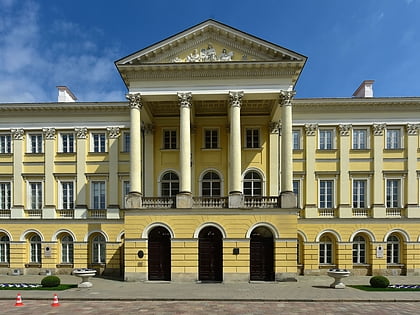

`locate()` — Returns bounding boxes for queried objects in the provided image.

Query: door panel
[148,227,171,281]
[250,227,274,281]
[199,227,223,282]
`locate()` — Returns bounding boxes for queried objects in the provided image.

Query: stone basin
[72,268,97,288]
[327,269,350,289]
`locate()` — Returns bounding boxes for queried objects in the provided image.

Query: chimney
[352,80,374,98]
[57,86,77,102]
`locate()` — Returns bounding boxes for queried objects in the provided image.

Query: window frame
[29,234,42,264]
[386,178,402,208]
[91,234,106,264]
[61,234,74,264]
[59,132,75,153]
[0,182,11,210]
[293,179,301,208]
[27,133,43,153]
[122,131,130,152]
[352,235,366,264]
[162,129,177,150]
[245,128,260,149]
[200,170,222,197]
[352,179,369,209]
[292,129,301,150]
[318,128,335,150]
[59,181,75,210]
[28,181,43,210]
[352,128,369,150]
[203,128,219,149]
[386,127,403,150]
[386,234,400,264]
[0,134,11,154]
[91,180,106,210]
[318,179,335,209]
[319,235,333,265]
[160,171,179,197]
[90,132,107,153]
[243,170,263,197]
[0,234,10,263]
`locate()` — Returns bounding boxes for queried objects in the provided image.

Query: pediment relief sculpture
[172,44,236,63]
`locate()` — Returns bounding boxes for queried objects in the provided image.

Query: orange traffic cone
[51,293,60,307]
[15,293,24,307]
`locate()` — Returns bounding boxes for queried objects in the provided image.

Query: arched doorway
[148,226,171,281]
[250,226,274,281]
[198,226,223,282]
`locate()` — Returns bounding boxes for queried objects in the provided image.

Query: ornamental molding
[75,127,88,139]
[178,92,192,108]
[269,121,280,134]
[406,123,420,135]
[107,127,120,139]
[11,128,24,140]
[229,91,244,108]
[304,123,318,136]
[126,93,143,109]
[172,43,234,63]
[42,128,56,140]
[372,123,386,136]
[279,90,296,106]
[338,124,352,136]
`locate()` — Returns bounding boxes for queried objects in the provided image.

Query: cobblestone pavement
[0,300,419,315]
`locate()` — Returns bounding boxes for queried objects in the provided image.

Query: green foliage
[41,275,61,288]
[369,275,390,288]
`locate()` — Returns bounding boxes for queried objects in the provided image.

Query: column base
[280,191,297,208]
[42,206,56,219]
[10,206,24,219]
[74,205,87,219]
[125,192,142,209]
[107,205,121,219]
[176,192,192,208]
[228,192,244,208]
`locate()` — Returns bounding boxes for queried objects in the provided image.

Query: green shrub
[41,275,61,288]
[369,275,390,288]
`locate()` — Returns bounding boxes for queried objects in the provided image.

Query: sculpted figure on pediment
[175,44,234,63]
[187,49,201,62]
[219,48,233,61]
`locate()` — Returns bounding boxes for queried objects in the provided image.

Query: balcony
[56,209,74,218]
[352,208,371,218]
[386,208,403,217]
[0,209,10,218]
[192,197,227,208]
[25,209,42,218]
[142,197,175,209]
[88,209,107,219]
[244,196,279,208]
[318,208,336,218]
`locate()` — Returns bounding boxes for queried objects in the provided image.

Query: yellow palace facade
[0,20,419,281]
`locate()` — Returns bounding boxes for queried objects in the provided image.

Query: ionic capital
[304,123,318,136]
[11,128,24,140]
[339,124,352,136]
[42,128,56,140]
[75,127,88,139]
[126,93,143,110]
[229,91,244,108]
[279,90,296,106]
[178,92,192,108]
[107,127,120,139]
[372,123,386,136]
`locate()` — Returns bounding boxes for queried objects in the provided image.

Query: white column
[338,124,352,218]
[372,123,386,218]
[107,126,120,219]
[11,128,24,218]
[42,128,56,218]
[74,127,87,219]
[229,91,243,193]
[178,92,192,193]
[406,124,420,218]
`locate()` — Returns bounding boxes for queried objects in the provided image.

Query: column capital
[178,92,192,108]
[142,123,154,134]
[107,127,120,139]
[304,123,318,136]
[229,91,244,108]
[11,128,24,140]
[407,123,420,135]
[372,123,386,136]
[338,124,352,136]
[126,93,143,109]
[42,128,56,140]
[269,121,280,134]
[279,90,296,106]
[75,127,88,139]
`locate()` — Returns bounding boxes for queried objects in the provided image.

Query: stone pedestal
[280,191,297,208]
[125,192,142,209]
[228,192,244,208]
[176,192,193,208]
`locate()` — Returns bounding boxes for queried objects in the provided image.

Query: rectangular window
[123,132,130,152]
[61,133,75,153]
[245,128,259,148]
[0,134,11,154]
[386,129,401,149]
[122,181,130,205]
[319,180,334,209]
[353,129,367,149]
[293,130,301,150]
[353,180,367,208]
[319,129,333,150]
[92,181,106,209]
[29,134,43,153]
[163,130,177,149]
[204,129,218,149]
[386,179,401,208]
[0,182,11,210]
[319,242,332,264]
[61,182,74,210]
[29,182,42,210]
[92,133,106,152]
[293,180,300,208]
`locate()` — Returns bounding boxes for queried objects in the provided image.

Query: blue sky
[0,0,419,102]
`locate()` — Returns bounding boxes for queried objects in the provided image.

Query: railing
[25,209,42,218]
[244,196,279,208]
[352,208,370,218]
[318,208,335,217]
[56,209,74,218]
[88,209,107,218]
[0,209,10,218]
[193,197,227,208]
[386,208,403,217]
[142,197,175,209]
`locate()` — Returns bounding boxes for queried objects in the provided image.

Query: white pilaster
[107,126,120,219]
[42,128,56,218]
[304,124,318,218]
[338,124,352,218]
[75,127,87,219]
[11,128,24,218]
[372,123,386,218]
[406,124,420,217]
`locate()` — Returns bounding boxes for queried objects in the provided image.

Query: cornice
[0,102,128,112]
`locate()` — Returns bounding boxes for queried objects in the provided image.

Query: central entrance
[198,226,223,282]
[148,226,171,281]
[250,226,274,281]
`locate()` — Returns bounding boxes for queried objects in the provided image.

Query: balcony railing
[0,209,11,218]
[142,197,175,209]
[56,209,74,218]
[88,209,107,218]
[352,208,371,218]
[244,196,279,208]
[25,209,42,218]
[386,208,403,217]
[318,208,335,217]
[193,197,227,208]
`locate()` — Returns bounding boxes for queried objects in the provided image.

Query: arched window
[319,235,333,265]
[30,234,42,263]
[352,235,366,264]
[0,234,10,263]
[161,172,179,197]
[387,234,400,264]
[61,234,74,264]
[92,234,106,264]
[201,171,221,197]
[243,171,262,196]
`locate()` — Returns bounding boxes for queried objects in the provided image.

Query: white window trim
[352,127,370,150]
[318,178,336,209]
[318,128,336,150]
[199,168,224,197]
[26,181,43,210]
[351,178,370,209]
[385,127,404,149]
[244,127,261,149]
[203,127,220,150]
[292,128,302,150]
[0,133,12,154]
[384,176,404,208]
[90,180,107,209]
[58,180,75,210]
[90,132,107,153]
[122,180,130,206]
[162,128,178,150]
[293,178,302,209]
[58,132,75,153]
[242,168,266,196]
[27,133,43,153]
[0,181,12,210]
[121,131,130,152]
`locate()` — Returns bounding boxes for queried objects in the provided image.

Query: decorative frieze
[11,128,24,140]
[406,123,420,135]
[126,93,143,110]
[279,90,296,106]
[304,123,318,136]
[42,128,56,140]
[107,127,120,139]
[229,91,244,108]
[372,123,386,136]
[172,44,234,63]
[338,124,352,136]
[269,122,280,134]
[75,127,88,139]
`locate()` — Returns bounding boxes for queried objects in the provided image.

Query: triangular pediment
[116,20,306,65]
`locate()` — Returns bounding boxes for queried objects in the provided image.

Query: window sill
[350,149,370,152]
[316,149,338,153]
[384,148,404,152]
[201,148,221,151]
[387,264,405,267]
[319,264,336,269]
[160,148,178,151]
[57,152,76,155]
[56,263,74,268]
[25,263,42,268]
[0,263,10,268]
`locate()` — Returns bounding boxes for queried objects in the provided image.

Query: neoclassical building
[0,20,419,281]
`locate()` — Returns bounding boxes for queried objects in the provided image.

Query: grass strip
[0,284,77,291]
[350,285,420,292]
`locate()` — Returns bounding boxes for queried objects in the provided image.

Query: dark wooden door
[250,227,274,281]
[199,227,223,282]
[148,227,171,281]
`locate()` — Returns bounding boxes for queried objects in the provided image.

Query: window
[161,172,179,197]
[293,130,301,150]
[123,132,130,152]
[245,128,259,148]
[163,130,177,149]
[0,235,10,263]
[352,235,366,264]
[293,180,300,208]
[92,133,106,152]
[0,134,11,154]
[29,182,42,210]
[60,133,74,153]
[319,180,334,209]
[30,234,42,263]
[91,181,106,209]
[0,182,11,210]
[61,235,74,264]
[386,128,401,149]
[123,181,130,197]
[386,179,401,208]
[353,129,367,149]
[243,171,262,196]
[353,180,367,208]
[319,129,333,150]
[204,129,218,149]
[92,234,106,264]
[201,171,221,197]
[319,235,333,264]
[387,235,400,264]
[60,182,74,210]
[29,134,43,153]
